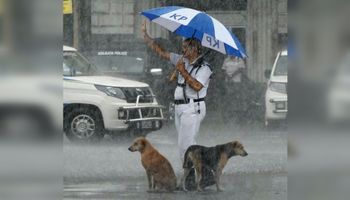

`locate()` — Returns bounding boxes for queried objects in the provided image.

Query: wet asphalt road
[64,121,287,200]
[64,173,286,200]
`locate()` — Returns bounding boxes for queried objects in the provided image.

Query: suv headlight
[269,82,287,94]
[95,85,126,99]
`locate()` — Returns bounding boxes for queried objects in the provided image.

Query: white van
[63,46,164,142]
[264,50,288,127]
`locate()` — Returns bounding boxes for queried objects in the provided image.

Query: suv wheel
[65,108,104,142]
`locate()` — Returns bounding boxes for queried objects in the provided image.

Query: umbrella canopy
[141,6,247,58]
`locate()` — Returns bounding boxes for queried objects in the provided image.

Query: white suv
[63,46,164,142]
[264,50,288,126]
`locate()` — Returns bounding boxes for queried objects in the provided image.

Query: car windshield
[274,55,288,76]
[63,51,98,76]
[90,55,144,74]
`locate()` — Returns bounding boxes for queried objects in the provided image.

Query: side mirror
[150,68,162,76]
[264,69,271,79]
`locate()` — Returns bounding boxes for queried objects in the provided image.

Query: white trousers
[175,100,206,163]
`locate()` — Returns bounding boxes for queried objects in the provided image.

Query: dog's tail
[183,149,193,169]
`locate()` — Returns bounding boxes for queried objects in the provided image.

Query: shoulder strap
[195,61,213,80]
[189,66,197,75]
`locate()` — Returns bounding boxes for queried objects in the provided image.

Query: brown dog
[182,141,248,192]
[128,137,177,192]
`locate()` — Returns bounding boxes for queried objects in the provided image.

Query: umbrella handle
[169,70,177,82]
[169,54,185,82]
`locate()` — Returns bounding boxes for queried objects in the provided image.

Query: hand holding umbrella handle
[169,57,185,82]
[176,58,186,72]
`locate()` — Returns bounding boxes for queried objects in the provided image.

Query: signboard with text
[63,0,72,14]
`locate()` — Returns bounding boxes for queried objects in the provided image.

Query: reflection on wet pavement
[64,174,286,200]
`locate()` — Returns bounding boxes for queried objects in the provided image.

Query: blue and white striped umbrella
[141,6,247,58]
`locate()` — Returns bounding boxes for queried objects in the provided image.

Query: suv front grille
[121,87,153,103]
[118,107,163,120]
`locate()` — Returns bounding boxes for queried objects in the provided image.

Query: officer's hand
[141,20,146,33]
[176,58,186,73]
[142,20,153,44]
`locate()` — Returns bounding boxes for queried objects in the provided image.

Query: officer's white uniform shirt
[170,53,212,100]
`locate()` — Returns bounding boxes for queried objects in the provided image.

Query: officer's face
[182,41,193,59]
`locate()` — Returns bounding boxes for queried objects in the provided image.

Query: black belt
[174,98,205,105]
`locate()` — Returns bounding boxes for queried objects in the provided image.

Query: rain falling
[63,0,287,199]
[2,0,349,200]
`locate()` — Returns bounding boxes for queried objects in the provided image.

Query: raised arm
[142,20,170,61]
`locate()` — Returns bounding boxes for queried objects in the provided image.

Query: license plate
[141,121,153,129]
[276,102,286,109]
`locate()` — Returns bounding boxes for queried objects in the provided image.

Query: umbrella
[141,6,247,58]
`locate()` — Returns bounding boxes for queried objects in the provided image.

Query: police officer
[142,21,212,162]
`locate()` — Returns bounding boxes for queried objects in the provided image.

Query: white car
[63,46,165,142]
[264,50,288,126]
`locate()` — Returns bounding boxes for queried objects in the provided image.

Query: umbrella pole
[169,66,178,82]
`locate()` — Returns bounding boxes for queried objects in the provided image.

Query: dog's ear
[140,139,145,146]
[232,141,238,147]
[140,138,146,147]
[223,142,234,153]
